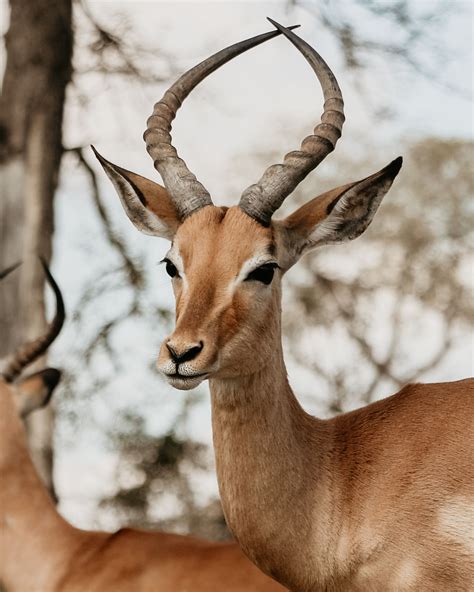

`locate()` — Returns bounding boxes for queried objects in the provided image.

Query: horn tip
[267,18,298,32]
[38,257,65,315]
[267,17,282,28]
[38,256,53,281]
[267,19,301,38]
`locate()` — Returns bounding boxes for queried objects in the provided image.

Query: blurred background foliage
[1,0,472,540]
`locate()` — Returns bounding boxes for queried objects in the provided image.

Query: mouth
[164,372,209,391]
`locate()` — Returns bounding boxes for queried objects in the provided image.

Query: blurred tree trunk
[0,0,73,495]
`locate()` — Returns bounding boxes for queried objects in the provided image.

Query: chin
[165,374,207,391]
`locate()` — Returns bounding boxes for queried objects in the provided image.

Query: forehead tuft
[174,206,274,269]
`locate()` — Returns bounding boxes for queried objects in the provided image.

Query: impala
[0,262,285,592]
[94,20,474,592]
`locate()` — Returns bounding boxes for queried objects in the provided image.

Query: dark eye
[245,263,278,285]
[163,259,179,278]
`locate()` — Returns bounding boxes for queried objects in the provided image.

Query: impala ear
[92,147,180,240]
[14,369,61,418]
[276,157,402,269]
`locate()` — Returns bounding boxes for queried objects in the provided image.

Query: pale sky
[66,1,473,187]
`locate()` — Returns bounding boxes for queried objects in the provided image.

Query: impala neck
[209,335,333,586]
[0,387,77,590]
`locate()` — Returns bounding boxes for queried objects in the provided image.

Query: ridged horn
[1,258,65,383]
[239,19,345,226]
[144,24,301,221]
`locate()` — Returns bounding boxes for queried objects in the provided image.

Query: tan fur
[152,205,474,592]
[283,183,355,235]
[124,169,180,232]
[157,207,277,386]
[0,377,285,592]
[102,149,473,590]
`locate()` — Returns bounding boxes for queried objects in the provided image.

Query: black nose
[166,341,204,364]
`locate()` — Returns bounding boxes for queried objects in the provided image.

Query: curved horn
[239,19,345,226]
[1,258,65,383]
[144,24,301,221]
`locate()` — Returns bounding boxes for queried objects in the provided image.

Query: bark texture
[0,0,73,494]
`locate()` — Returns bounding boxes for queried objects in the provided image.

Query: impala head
[0,260,64,415]
[94,20,402,390]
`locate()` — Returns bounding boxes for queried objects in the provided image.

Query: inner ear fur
[277,157,402,268]
[92,146,180,240]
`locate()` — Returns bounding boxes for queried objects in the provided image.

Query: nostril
[185,341,204,362]
[166,342,179,362]
[166,341,204,364]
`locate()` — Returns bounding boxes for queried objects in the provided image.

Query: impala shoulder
[363,378,473,415]
[393,378,474,412]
